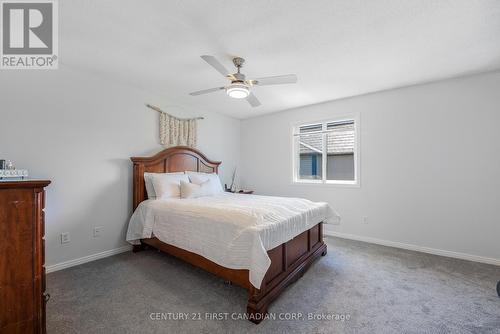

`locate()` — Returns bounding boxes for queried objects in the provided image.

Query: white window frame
[292,113,360,187]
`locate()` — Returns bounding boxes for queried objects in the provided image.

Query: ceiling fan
[189,55,298,107]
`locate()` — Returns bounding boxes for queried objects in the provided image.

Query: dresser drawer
[0,284,35,328]
[0,320,34,334]
[0,181,51,334]
[0,190,34,285]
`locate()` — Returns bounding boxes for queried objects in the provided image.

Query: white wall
[240,71,500,262]
[2,66,498,268]
[0,66,240,267]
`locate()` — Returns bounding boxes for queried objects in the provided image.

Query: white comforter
[126,193,339,288]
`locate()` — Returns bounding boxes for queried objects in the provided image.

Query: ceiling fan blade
[200,55,232,78]
[189,87,225,96]
[250,74,297,86]
[246,92,261,107]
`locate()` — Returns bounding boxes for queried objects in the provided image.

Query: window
[293,116,359,185]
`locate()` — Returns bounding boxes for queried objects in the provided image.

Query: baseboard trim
[46,245,132,273]
[324,230,500,266]
[46,232,500,273]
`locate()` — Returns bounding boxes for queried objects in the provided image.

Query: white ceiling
[61,0,500,119]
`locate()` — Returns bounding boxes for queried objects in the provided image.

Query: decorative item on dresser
[130,146,327,324]
[0,180,50,334]
[0,159,29,180]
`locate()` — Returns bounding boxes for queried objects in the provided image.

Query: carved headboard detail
[131,146,221,210]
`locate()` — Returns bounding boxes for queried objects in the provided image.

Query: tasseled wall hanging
[146,104,203,148]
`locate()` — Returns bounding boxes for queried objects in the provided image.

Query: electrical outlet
[362,216,368,224]
[331,218,341,225]
[61,232,70,244]
[93,226,103,238]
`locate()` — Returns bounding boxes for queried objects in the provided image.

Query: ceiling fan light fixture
[226,83,250,99]
[190,55,297,107]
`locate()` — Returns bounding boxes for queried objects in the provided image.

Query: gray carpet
[47,237,500,334]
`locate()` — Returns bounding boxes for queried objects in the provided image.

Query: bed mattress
[126,192,339,288]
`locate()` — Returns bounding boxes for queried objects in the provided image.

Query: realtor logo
[1,0,58,69]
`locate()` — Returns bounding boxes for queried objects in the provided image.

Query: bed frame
[131,146,327,323]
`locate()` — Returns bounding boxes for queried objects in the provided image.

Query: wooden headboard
[131,146,221,210]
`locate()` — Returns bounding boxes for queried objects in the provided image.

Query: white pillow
[186,171,223,193]
[180,180,215,199]
[150,173,189,199]
[144,172,184,199]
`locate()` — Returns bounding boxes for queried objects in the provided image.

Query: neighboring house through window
[293,116,359,185]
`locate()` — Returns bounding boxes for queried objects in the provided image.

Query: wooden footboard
[136,222,326,324]
[247,222,326,323]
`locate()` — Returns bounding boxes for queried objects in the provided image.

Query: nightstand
[235,190,253,194]
[224,186,253,194]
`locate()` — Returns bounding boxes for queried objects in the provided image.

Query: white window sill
[292,180,360,188]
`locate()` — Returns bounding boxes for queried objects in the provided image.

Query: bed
[127,146,338,323]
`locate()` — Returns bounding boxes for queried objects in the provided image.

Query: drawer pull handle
[43,292,51,303]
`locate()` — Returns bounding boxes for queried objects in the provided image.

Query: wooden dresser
[0,180,50,334]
